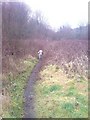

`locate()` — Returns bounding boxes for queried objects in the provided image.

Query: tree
[2,2,30,39]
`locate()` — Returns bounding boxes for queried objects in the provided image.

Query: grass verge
[34,64,88,118]
[2,57,37,118]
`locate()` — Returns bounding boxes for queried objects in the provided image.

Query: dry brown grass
[2,38,41,117]
[2,38,88,117]
[2,38,88,83]
[41,39,88,79]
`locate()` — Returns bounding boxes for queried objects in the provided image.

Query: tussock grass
[34,64,88,118]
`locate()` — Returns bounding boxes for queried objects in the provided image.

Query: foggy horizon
[23,0,88,30]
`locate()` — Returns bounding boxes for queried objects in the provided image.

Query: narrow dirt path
[23,59,42,118]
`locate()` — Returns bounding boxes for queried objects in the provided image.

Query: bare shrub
[43,40,88,79]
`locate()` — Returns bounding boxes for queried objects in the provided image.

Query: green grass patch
[65,86,78,96]
[43,85,62,95]
[35,64,88,118]
[3,57,37,118]
[76,94,88,105]
[61,102,75,113]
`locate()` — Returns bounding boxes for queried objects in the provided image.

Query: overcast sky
[22,0,89,30]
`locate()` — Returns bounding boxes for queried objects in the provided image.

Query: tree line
[2,2,88,41]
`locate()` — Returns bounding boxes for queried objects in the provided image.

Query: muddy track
[23,59,42,118]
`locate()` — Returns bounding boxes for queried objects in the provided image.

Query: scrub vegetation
[2,2,88,118]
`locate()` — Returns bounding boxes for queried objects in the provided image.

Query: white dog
[38,50,43,59]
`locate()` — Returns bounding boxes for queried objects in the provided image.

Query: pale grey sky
[22,0,89,30]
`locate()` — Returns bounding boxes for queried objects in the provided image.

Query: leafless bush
[43,40,88,79]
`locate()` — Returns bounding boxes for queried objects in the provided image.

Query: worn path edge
[23,59,42,118]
